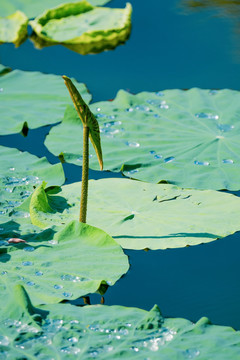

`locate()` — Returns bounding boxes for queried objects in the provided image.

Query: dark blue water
[1,0,240,330]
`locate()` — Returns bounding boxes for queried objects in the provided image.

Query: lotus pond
[1,0,240,358]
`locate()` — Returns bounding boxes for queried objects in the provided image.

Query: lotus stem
[79,125,89,223]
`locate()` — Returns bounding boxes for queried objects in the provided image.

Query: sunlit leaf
[0,220,129,304]
[0,0,111,18]
[29,1,132,54]
[0,11,28,46]
[28,178,240,250]
[45,88,240,190]
[0,285,240,359]
[0,69,91,135]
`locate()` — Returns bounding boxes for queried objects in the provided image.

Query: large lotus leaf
[0,11,28,45]
[0,145,64,224]
[46,89,240,190]
[28,178,240,250]
[0,220,129,304]
[0,0,111,18]
[30,1,132,50]
[1,286,240,359]
[0,69,91,135]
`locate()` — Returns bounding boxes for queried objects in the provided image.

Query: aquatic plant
[62,75,103,223]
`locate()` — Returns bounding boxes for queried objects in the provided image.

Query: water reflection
[180,0,240,60]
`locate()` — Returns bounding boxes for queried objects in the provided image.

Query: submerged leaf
[0,286,240,359]
[0,11,28,45]
[0,69,91,135]
[0,0,111,18]
[46,88,240,190]
[63,75,103,170]
[29,178,240,250]
[0,220,129,304]
[29,1,132,54]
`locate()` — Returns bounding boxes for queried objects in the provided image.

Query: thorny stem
[79,125,89,223]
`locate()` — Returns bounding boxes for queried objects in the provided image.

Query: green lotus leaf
[0,0,111,18]
[0,220,129,304]
[28,178,240,250]
[46,88,240,190]
[1,285,240,359]
[29,1,132,53]
[0,69,91,135]
[0,145,64,224]
[0,11,28,46]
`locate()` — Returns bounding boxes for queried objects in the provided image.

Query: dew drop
[35,271,43,276]
[150,150,156,155]
[156,91,164,96]
[26,281,35,286]
[96,107,101,112]
[217,124,234,132]
[154,154,162,159]
[222,159,234,164]
[63,292,73,298]
[48,240,58,245]
[24,246,35,252]
[9,167,15,171]
[126,107,134,112]
[68,337,78,343]
[135,105,150,111]
[194,160,209,166]
[195,112,219,120]
[107,115,116,120]
[126,169,139,175]
[164,156,175,163]
[209,90,218,95]
[1,271,7,275]
[5,187,13,193]
[54,284,63,289]
[126,141,140,148]
[96,113,106,118]
[131,346,139,352]
[0,335,9,346]
[22,261,33,266]
[184,348,200,358]
[154,113,160,118]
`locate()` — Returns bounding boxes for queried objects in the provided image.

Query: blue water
[1,0,240,330]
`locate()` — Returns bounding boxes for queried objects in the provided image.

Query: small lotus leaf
[28,178,240,250]
[0,11,28,45]
[0,0,111,18]
[46,88,240,190]
[0,220,129,304]
[0,69,91,135]
[0,285,240,359]
[0,145,64,223]
[30,1,132,52]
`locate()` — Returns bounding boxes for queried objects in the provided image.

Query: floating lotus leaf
[30,1,132,54]
[0,285,240,359]
[0,11,28,46]
[28,178,240,250]
[46,89,240,190]
[0,0,111,18]
[0,69,91,135]
[0,220,129,304]
[0,145,64,224]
